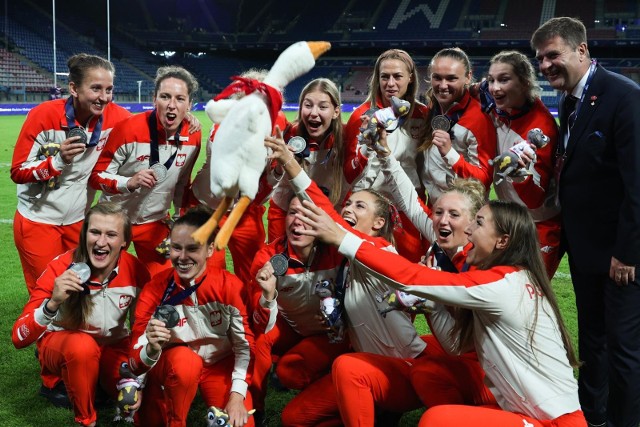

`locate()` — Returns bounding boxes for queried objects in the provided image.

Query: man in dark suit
[531,17,640,427]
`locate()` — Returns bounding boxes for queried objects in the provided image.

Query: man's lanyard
[148,110,179,169]
[570,59,598,132]
[64,97,103,147]
[159,274,206,307]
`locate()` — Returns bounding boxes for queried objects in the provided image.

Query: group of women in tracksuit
[10,43,585,427]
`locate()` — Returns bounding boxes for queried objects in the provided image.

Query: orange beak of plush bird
[307,42,331,59]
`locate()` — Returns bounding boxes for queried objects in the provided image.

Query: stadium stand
[0,0,637,106]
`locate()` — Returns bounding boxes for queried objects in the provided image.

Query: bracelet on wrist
[43,299,58,317]
[282,156,296,169]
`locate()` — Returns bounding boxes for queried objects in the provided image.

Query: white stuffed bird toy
[192,41,331,249]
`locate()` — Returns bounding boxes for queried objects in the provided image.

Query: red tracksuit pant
[136,346,255,427]
[37,331,130,426]
[250,316,349,412]
[420,406,586,427]
[14,210,82,294]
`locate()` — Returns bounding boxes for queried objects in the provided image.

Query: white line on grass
[0,219,13,224]
[553,271,571,280]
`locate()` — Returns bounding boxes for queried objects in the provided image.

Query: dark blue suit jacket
[558,65,640,273]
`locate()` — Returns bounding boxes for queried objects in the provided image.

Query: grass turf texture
[0,111,578,426]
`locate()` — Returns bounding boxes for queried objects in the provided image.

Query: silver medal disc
[431,115,451,132]
[67,127,88,146]
[270,254,289,276]
[287,136,307,154]
[151,163,168,182]
[69,262,91,283]
[154,304,181,328]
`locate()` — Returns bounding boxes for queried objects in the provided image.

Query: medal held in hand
[287,136,307,154]
[69,262,91,283]
[151,163,168,183]
[270,254,289,276]
[431,115,451,132]
[153,304,180,328]
[67,127,88,146]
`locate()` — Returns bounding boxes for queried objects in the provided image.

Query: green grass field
[0,111,578,426]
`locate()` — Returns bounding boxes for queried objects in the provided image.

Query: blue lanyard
[64,97,103,147]
[571,60,598,127]
[148,109,179,169]
[160,275,206,307]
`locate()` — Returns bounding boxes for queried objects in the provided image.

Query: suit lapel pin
[590,95,597,106]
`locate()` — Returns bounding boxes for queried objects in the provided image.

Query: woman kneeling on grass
[128,207,255,427]
[296,199,587,427]
[11,202,150,427]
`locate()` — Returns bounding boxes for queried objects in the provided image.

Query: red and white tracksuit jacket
[248,235,349,411]
[490,99,561,277]
[11,98,131,225]
[344,98,428,190]
[89,111,200,224]
[249,237,345,337]
[339,232,582,421]
[12,250,147,349]
[129,266,254,398]
[421,91,497,202]
[492,98,559,219]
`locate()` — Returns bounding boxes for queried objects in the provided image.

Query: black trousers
[569,258,640,427]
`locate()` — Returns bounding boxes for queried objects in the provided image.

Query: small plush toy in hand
[377,289,431,318]
[489,128,550,185]
[358,96,411,154]
[206,406,256,427]
[314,279,345,343]
[113,362,141,423]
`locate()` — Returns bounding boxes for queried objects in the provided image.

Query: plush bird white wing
[208,96,271,200]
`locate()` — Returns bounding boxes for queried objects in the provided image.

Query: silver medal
[287,136,307,154]
[154,304,181,328]
[431,115,451,132]
[151,163,168,182]
[69,262,91,283]
[67,127,88,146]
[270,254,289,276]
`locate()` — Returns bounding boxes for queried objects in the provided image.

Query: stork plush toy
[489,128,550,185]
[192,41,331,249]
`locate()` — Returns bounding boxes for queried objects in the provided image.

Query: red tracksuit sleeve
[12,254,68,348]
[343,103,370,184]
[511,103,559,208]
[11,102,64,184]
[222,272,255,388]
[301,176,393,249]
[128,271,170,375]
[172,128,201,215]
[89,116,132,194]
[247,244,278,335]
[450,106,497,191]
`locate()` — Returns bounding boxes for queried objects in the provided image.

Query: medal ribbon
[65,97,103,147]
[148,109,179,169]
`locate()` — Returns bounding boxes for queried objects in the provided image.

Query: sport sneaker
[39,382,71,409]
